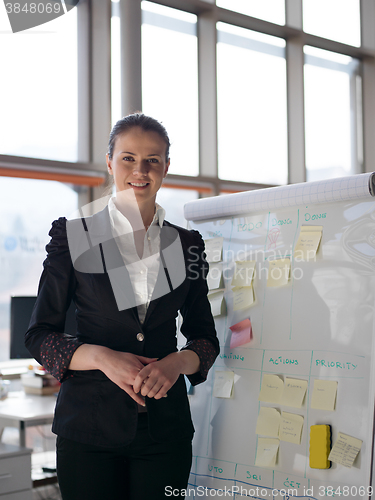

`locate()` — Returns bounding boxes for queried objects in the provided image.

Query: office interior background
[1,0,375,364]
[0,0,375,498]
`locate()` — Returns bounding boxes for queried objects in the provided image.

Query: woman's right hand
[68,344,157,405]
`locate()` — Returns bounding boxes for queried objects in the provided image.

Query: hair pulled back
[108,113,170,161]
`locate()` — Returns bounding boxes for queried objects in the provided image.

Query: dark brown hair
[108,113,170,161]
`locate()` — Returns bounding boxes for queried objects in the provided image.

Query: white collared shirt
[108,197,166,324]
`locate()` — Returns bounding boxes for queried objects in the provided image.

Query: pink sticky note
[229,319,252,348]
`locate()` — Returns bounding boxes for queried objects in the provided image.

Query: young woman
[25,113,219,500]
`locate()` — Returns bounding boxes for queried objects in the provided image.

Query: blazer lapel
[143,223,186,324]
[87,207,139,319]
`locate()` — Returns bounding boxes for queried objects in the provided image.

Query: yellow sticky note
[208,290,225,317]
[279,412,304,444]
[281,378,308,408]
[255,438,279,467]
[294,226,323,261]
[232,286,254,311]
[267,258,291,287]
[309,425,331,469]
[259,374,284,404]
[204,237,223,263]
[213,371,234,398]
[256,407,281,437]
[207,262,223,290]
[328,432,362,468]
[232,260,256,287]
[311,379,338,411]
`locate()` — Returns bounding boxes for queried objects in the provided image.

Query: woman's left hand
[133,350,200,399]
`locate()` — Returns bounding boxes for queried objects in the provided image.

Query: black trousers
[56,413,192,500]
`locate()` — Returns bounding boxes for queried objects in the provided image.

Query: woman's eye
[148,158,159,163]
[123,156,134,161]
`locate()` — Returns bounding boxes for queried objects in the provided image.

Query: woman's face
[106,126,170,207]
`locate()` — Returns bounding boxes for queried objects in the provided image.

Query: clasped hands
[101,351,183,406]
[69,344,199,407]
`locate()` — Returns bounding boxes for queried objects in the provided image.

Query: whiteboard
[182,173,375,500]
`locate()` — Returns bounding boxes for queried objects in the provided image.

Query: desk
[0,392,56,447]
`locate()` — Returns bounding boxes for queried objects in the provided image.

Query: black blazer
[25,207,219,448]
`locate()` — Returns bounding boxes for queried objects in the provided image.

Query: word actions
[269,356,298,366]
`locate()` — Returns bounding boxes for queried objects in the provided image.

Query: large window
[0,177,80,362]
[111,1,199,176]
[304,46,362,182]
[141,2,199,176]
[217,23,288,185]
[0,8,78,162]
[109,0,371,190]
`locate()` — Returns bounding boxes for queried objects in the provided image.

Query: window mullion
[360,0,375,174]
[362,60,375,173]
[90,0,112,166]
[120,0,142,115]
[349,66,361,175]
[285,0,302,30]
[285,0,304,184]
[286,37,306,184]
[197,11,218,188]
[77,0,91,163]
[360,0,375,50]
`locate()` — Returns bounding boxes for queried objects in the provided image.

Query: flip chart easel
[181,172,375,500]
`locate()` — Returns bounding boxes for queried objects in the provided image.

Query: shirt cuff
[40,333,83,382]
[182,338,218,386]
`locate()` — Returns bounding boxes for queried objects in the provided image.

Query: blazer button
[136,332,145,342]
